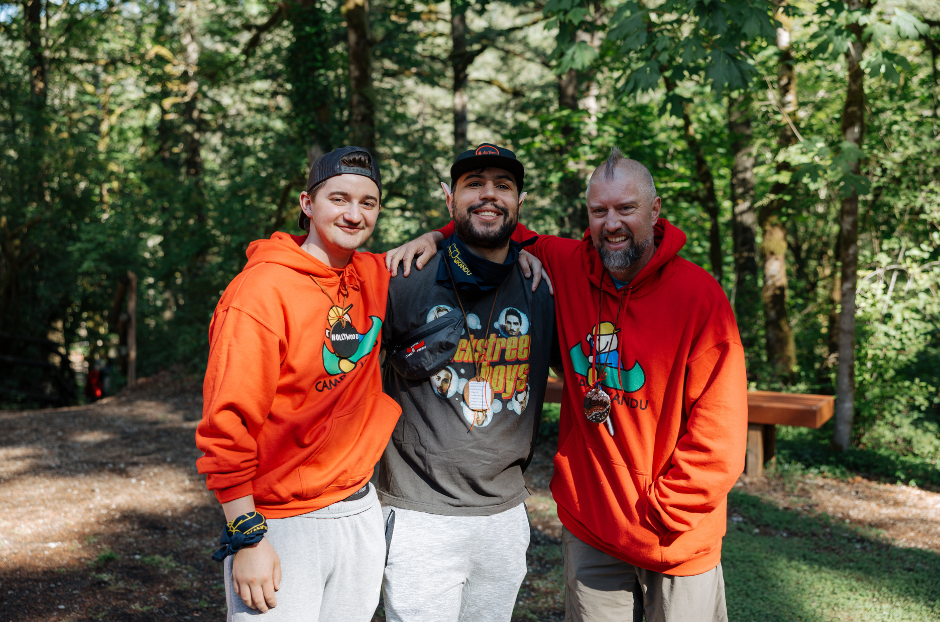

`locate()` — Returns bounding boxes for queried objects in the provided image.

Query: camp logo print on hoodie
[569,322,646,395]
[321,303,382,376]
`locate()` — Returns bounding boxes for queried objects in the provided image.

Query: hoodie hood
[243,231,363,285]
[581,218,686,296]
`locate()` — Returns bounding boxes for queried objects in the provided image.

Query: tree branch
[469,78,522,97]
[242,4,286,62]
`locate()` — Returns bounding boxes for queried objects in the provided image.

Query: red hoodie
[438,219,747,575]
[195,232,401,518]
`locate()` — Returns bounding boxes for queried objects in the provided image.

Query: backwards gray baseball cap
[306,145,381,194]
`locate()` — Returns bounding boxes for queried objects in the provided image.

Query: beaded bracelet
[211,511,268,562]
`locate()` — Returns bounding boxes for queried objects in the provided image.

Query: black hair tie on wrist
[212,511,268,562]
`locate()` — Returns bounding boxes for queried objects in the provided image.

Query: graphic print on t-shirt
[426,305,532,428]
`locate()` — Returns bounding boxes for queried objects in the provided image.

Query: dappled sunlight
[0,376,224,619]
[68,430,118,443]
[740,474,940,553]
[0,446,44,479]
[725,490,940,622]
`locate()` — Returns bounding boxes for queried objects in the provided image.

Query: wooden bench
[542,377,834,478]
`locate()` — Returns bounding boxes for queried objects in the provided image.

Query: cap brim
[451,156,524,191]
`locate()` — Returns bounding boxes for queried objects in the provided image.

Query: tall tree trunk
[451,0,469,154]
[287,0,337,164]
[344,0,375,154]
[25,0,46,110]
[557,13,602,238]
[557,68,584,237]
[728,91,759,348]
[24,0,46,208]
[662,77,722,281]
[758,3,797,377]
[833,0,870,452]
[180,3,203,188]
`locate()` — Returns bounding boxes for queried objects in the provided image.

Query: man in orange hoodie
[389,148,748,622]
[196,146,402,621]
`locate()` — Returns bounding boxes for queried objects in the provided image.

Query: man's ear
[441,182,455,218]
[650,196,662,222]
[300,192,314,217]
[518,191,527,212]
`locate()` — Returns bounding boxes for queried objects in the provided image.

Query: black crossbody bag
[386,306,465,380]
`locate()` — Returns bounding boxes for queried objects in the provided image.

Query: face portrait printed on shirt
[497,307,528,338]
[431,366,458,399]
[427,305,452,323]
[508,382,529,415]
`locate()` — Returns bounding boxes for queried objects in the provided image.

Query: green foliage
[773,424,940,489]
[1,0,938,465]
[91,549,119,566]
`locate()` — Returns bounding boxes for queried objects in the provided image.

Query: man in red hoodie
[388,148,748,621]
[196,146,402,621]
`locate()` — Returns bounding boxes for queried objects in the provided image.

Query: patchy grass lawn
[2,379,937,622]
[509,489,940,622]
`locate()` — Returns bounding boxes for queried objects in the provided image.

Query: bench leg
[744,423,764,478]
[763,424,776,468]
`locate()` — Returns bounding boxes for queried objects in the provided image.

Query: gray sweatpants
[224,486,385,621]
[382,503,530,622]
[562,527,728,622]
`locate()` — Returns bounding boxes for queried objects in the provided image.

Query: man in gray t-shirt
[378,144,555,622]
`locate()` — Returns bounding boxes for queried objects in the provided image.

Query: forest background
[1,0,939,467]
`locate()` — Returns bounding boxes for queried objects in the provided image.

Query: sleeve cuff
[213,481,254,504]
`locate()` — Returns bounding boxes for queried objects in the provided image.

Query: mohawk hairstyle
[585,147,657,206]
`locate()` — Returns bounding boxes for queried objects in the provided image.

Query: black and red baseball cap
[450,143,525,192]
[306,145,381,194]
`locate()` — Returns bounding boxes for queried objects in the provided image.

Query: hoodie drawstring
[618,286,633,380]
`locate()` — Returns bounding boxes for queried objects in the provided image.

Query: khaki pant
[563,527,728,622]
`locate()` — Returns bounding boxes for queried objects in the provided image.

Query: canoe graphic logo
[322,304,382,375]
[568,322,645,393]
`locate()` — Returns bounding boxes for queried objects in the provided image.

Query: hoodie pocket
[553,425,660,564]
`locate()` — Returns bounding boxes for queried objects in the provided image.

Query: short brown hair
[299,152,376,232]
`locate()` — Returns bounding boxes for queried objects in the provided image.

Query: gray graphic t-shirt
[378,252,555,516]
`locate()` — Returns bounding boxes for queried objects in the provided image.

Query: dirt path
[0,374,220,621]
[2,376,937,621]
[737,473,940,552]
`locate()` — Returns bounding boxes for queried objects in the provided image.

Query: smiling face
[300,174,380,266]
[447,167,524,250]
[587,168,661,279]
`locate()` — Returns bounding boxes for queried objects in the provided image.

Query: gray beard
[595,234,651,273]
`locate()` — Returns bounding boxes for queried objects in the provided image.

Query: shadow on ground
[3,378,937,621]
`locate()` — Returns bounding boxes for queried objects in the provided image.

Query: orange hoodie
[438,218,747,575]
[195,232,401,518]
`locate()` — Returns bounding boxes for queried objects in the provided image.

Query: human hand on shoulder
[519,250,554,295]
[385,231,443,277]
[232,537,281,613]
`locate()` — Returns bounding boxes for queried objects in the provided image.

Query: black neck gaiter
[436,233,535,294]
